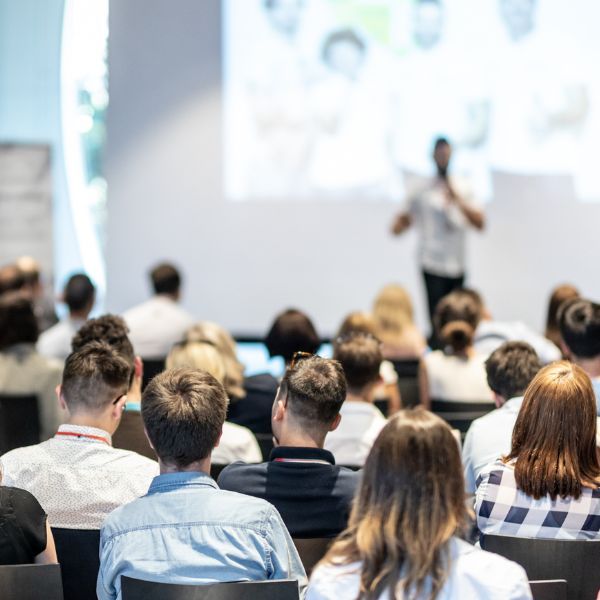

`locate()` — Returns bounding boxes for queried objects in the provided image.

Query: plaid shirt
[475,460,600,540]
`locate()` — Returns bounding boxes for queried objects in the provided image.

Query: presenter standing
[391,137,485,343]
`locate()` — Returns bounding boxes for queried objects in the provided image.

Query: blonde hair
[166,341,226,385]
[184,322,246,399]
[336,311,378,339]
[372,284,415,345]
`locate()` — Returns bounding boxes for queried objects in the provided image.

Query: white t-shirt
[324,401,387,466]
[37,317,86,361]
[212,421,262,465]
[407,175,479,277]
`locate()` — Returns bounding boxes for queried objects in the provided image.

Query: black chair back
[112,410,155,459]
[52,528,100,600]
[210,463,228,480]
[0,394,40,454]
[142,359,166,390]
[0,564,64,600]
[481,534,600,600]
[390,360,420,408]
[292,538,332,576]
[121,577,299,600]
[255,433,274,461]
[529,580,568,600]
[430,399,494,435]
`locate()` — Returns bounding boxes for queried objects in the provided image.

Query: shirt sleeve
[461,427,477,495]
[6,487,47,559]
[96,527,117,600]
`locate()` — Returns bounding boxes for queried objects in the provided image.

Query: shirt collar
[148,471,218,494]
[270,446,335,464]
[55,424,112,445]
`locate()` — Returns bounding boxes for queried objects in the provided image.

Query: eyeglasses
[289,351,313,370]
[112,393,127,406]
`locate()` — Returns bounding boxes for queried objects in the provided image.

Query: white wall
[106,0,600,337]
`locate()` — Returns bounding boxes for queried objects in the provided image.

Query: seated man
[97,368,306,600]
[462,341,541,494]
[219,355,359,538]
[0,342,158,529]
[324,334,387,466]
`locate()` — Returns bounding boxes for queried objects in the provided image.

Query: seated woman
[419,290,493,408]
[476,361,600,540]
[0,471,57,565]
[307,409,531,599]
[166,338,262,465]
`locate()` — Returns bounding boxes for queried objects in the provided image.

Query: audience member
[419,290,493,408]
[0,263,25,295]
[166,339,261,464]
[123,262,194,359]
[558,298,600,412]
[219,355,359,538]
[462,342,541,494]
[476,362,600,540]
[38,273,96,360]
[545,283,580,352]
[0,292,65,439]
[0,342,158,529]
[97,368,306,600]
[308,409,531,599]
[15,256,58,332]
[372,283,426,359]
[265,308,321,365]
[325,334,387,466]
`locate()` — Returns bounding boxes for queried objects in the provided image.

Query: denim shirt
[97,472,307,600]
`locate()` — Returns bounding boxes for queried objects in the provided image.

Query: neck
[346,390,373,404]
[276,425,325,449]
[69,309,89,321]
[67,411,115,435]
[159,457,210,475]
[575,356,600,379]
[156,292,178,302]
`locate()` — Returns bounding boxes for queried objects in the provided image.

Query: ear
[493,392,505,409]
[560,340,572,360]
[56,385,68,412]
[272,398,287,423]
[143,427,155,450]
[111,394,128,421]
[213,427,223,449]
[134,356,143,380]
[329,413,342,433]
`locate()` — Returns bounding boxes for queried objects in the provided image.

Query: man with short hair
[462,341,541,494]
[559,298,600,412]
[324,334,387,466]
[0,342,158,529]
[123,262,194,359]
[219,355,359,538]
[38,273,96,360]
[97,368,306,600]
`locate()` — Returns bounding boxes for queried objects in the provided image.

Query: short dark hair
[558,298,600,359]
[334,334,382,392]
[0,264,25,295]
[62,341,132,413]
[485,341,541,400]
[142,368,228,467]
[322,28,366,63]
[150,263,181,295]
[64,273,95,313]
[433,136,450,151]
[279,356,346,427]
[434,289,482,353]
[0,292,39,349]
[72,314,135,370]
[265,308,320,363]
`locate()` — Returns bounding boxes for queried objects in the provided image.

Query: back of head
[434,289,481,354]
[150,262,181,296]
[166,340,227,386]
[64,273,96,315]
[372,284,414,342]
[280,355,346,430]
[142,368,228,467]
[15,256,41,289]
[265,308,320,363]
[0,264,26,296]
[336,311,377,339]
[326,409,465,598]
[508,361,600,500]
[62,341,132,414]
[184,321,246,399]
[485,341,541,401]
[333,334,382,394]
[558,298,600,359]
[0,292,39,349]
[71,314,135,371]
[545,284,580,343]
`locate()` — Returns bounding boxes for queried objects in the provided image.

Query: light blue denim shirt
[97,471,307,600]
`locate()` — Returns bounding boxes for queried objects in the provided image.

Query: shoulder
[1,443,45,468]
[222,421,255,441]
[0,485,45,516]
[308,561,362,599]
[107,447,159,473]
[476,461,514,494]
[218,461,266,489]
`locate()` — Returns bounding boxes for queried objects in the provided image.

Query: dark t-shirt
[227,374,279,434]
[0,486,47,564]
[218,447,360,538]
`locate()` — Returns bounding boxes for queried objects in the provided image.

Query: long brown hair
[322,409,466,599]
[505,361,600,500]
[434,290,481,354]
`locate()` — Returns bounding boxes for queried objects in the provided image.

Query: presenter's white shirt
[212,422,262,465]
[37,317,86,361]
[324,401,387,466]
[407,175,478,277]
[123,295,195,358]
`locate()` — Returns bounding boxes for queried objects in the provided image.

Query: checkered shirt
[475,460,600,540]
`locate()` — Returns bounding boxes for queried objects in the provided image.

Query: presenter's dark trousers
[423,269,465,348]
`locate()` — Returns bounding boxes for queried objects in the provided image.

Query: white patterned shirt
[0,424,159,529]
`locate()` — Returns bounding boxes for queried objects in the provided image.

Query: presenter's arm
[447,185,485,231]
[391,212,413,236]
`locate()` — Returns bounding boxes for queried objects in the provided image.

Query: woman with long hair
[476,361,600,540]
[307,409,531,599]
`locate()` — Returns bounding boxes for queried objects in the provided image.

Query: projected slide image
[224,0,600,202]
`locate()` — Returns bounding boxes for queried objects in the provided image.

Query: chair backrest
[481,534,600,600]
[210,463,228,480]
[112,410,155,460]
[0,564,64,600]
[390,359,420,408]
[254,433,274,461]
[292,538,332,576]
[529,580,568,600]
[52,528,100,600]
[0,394,40,454]
[430,399,494,435]
[121,577,299,600]
[141,358,166,390]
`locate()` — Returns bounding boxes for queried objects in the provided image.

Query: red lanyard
[55,431,111,445]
